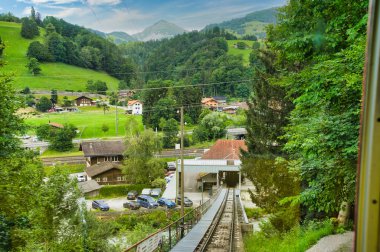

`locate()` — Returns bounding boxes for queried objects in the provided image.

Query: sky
[1,0,286,34]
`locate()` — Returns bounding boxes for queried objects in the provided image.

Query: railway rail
[196,188,237,252]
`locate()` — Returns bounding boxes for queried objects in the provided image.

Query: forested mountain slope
[0,21,121,91]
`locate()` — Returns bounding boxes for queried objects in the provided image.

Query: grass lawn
[41,147,83,157]
[25,106,143,139]
[227,40,255,66]
[0,21,119,91]
[44,164,85,176]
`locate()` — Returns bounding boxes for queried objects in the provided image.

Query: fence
[125,188,222,252]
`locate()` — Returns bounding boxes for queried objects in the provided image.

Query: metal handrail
[124,187,223,252]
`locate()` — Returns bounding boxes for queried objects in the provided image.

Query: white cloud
[54,7,87,18]
[80,8,150,33]
[17,0,78,5]
[85,0,121,6]
[22,6,32,15]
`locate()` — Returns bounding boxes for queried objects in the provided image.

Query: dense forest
[242,0,367,237]
[19,9,135,85]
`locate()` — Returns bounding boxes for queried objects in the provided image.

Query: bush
[245,207,265,219]
[269,205,300,233]
[151,178,166,189]
[244,220,334,252]
[36,96,52,112]
[98,184,149,198]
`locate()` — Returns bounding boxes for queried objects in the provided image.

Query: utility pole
[180,106,185,218]
[115,104,118,137]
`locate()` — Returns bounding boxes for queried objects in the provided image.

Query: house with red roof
[127,100,143,115]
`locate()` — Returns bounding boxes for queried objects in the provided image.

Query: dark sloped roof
[201,140,247,160]
[86,161,122,177]
[80,141,125,157]
[75,96,92,101]
[78,180,101,193]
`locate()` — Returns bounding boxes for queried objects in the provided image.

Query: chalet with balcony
[74,96,96,106]
[85,161,125,185]
[80,140,125,167]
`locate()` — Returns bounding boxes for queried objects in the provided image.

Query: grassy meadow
[0,21,119,91]
[227,40,255,66]
[25,106,143,139]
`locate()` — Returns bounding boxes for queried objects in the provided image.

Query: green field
[25,107,143,139]
[227,40,255,66]
[0,21,119,91]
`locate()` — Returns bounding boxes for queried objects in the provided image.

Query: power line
[18,79,253,95]
[11,65,234,78]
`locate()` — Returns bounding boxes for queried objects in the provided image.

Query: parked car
[127,190,138,200]
[77,174,86,182]
[137,195,159,209]
[157,198,176,209]
[167,162,176,171]
[123,201,141,210]
[150,188,162,197]
[176,196,193,207]
[141,188,152,195]
[92,200,109,211]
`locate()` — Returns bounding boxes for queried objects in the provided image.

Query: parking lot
[86,192,211,212]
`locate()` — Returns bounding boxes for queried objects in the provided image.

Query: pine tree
[241,48,296,215]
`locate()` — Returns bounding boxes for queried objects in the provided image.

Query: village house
[79,140,125,167]
[127,100,143,115]
[78,180,101,197]
[212,96,227,105]
[201,97,218,109]
[74,96,96,107]
[85,161,125,185]
[223,106,240,114]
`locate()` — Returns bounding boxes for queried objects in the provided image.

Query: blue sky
[1,0,285,34]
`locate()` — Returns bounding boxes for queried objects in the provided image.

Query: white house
[127,100,143,115]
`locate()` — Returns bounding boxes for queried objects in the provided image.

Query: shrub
[151,178,166,189]
[245,207,265,219]
[98,184,149,198]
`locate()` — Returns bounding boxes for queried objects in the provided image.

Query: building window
[96,177,100,182]
[102,177,108,182]
[117,176,121,181]
[122,176,126,181]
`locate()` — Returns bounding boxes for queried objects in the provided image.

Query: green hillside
[0,21,119,91]
[227,40,255,66]
[204,7,278,38]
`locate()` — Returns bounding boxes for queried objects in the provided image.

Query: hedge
[98,184,150,198]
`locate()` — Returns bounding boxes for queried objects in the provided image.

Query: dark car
[92,200,109,211]
[157,198,176,209]
[176,196,193,207]
[127,190,138,200]
[123,201,141,210]
[137,195,159,209]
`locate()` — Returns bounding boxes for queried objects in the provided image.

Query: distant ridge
[88,20,186,43]
[203,7,279,38]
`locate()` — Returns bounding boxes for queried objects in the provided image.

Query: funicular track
[196,188,236,252]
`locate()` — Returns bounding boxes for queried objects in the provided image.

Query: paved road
[306,231,354,252]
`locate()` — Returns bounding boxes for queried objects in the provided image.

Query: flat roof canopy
[176,159,241,173]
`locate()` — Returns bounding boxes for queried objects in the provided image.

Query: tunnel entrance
[223,171,239,187]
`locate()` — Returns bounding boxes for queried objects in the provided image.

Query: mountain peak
[133,20,186,42]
